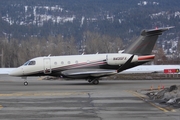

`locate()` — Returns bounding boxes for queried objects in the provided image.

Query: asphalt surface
[0,75,180,120]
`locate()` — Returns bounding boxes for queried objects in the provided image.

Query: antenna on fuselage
[118,50,124,54]
[48,54,51,57]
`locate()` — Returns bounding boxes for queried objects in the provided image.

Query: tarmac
[0,75,180,120]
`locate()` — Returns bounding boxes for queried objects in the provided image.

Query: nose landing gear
[22,77,28,86]
[24,81,28,86]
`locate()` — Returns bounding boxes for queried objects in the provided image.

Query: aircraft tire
[92,79,99,85]
[24,81,28,86]
[88,79,92,83]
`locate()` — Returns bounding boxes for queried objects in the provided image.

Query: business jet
[7,26,173,85]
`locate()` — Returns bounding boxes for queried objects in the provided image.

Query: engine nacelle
[107,54,138,65]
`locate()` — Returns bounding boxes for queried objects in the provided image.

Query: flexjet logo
[113,57,126,60]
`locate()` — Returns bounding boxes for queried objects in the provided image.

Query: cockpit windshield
[23,60,36,66]
[23,61,30,66]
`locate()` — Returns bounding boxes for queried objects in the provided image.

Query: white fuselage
[9,53,143,77]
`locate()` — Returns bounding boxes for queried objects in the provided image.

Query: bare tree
[84,31,123,54]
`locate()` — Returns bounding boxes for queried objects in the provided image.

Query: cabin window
[54,62,57,65]
[68,61,71,64]
[61,61,64,65]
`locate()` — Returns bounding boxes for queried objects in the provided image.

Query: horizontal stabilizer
[141,26,174,36]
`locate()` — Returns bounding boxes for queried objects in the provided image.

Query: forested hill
[0,0,180,51]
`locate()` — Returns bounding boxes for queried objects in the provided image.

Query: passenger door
[43,58,51,74]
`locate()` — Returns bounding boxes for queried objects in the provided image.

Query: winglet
[117,55,134,73]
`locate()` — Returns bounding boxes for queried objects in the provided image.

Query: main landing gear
[87,78,99,85]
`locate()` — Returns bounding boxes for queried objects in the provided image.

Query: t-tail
[124,26,174,55]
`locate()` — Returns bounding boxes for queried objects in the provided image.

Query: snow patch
[138,1,159,6]
[175,11,180,18]
[80,16,85,27]
[2,5,72,26]
[138,1,148,6]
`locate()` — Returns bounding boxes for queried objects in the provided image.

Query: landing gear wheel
[88,79,92,83]
[24,81,28,86]
[92,79,99,85]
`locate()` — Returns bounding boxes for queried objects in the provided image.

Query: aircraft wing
[61,69,117,77]
[0,68,16,75]
[61,64,180,78]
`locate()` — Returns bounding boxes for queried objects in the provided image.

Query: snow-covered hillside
[0,0,179,55]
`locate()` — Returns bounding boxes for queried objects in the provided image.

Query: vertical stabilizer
[124,27,174,55]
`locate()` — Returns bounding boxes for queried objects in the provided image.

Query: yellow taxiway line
[127,90,176,113]
[0,105,3,109]
[0,91,87,97]
[149,102,168,112]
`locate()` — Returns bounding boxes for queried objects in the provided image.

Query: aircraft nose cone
[8,68,23,76]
